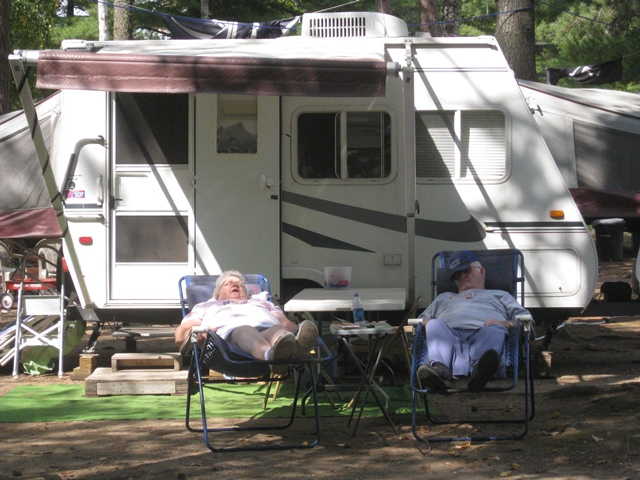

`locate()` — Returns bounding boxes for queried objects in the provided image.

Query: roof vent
[301,12,408,38]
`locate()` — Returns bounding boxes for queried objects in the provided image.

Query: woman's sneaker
[267,332,298,363]
[295,320,319,358]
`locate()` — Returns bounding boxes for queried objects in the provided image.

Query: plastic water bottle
[352,292,365,324]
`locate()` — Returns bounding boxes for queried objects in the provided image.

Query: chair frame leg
[185,343,322,452]
[411,338,535,443]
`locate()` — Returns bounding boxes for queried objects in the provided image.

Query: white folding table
[283,287,406,313]
[284,287,406,435]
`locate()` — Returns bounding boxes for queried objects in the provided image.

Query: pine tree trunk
[440,0,459,36]
[66,0,74,17]
[113,0,131,40]
[0,0,10,114]
[495,0,536,80]
[98,0,110,41]
[201,0,210,19]
[419,0,437,34]
[377,0,391,14]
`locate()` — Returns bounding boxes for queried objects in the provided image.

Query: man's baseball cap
[447,251,480,279]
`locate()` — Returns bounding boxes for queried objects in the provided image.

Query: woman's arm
[272,308,298,333]
[174,317,203,348]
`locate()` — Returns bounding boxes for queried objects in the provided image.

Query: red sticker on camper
[66,190,86,199]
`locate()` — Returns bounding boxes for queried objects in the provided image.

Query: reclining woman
[174,270,318,362]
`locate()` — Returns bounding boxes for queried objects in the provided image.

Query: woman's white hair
[213,270,248,299]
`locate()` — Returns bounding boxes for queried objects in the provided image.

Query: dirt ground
[1,261,640,479]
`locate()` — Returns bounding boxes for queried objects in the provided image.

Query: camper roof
[518,79,640,119]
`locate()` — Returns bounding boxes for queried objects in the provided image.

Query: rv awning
[0,208,63,238]
[36,46,387,97]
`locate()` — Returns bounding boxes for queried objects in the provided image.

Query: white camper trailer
[9,12,597,322]
[519,79,640,225]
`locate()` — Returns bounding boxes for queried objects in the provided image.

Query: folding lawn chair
[410,249,535,442]
[179,274,333,452]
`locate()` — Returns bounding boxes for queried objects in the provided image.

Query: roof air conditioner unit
[301,12,408,38]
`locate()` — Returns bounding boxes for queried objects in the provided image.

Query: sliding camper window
[115,215,188,262]
[297,112,391,180]
[416,110,506,181]
[114,93,188,165]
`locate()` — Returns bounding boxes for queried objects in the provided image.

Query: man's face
[217,277,247,301]
[455,262,486,291]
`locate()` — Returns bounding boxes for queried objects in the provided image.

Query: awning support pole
[8,53,91,307]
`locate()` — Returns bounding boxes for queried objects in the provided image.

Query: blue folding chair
[179,274,332,452]
[410,249,535,442]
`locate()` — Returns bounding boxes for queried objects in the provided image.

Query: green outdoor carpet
[0,383,412,423]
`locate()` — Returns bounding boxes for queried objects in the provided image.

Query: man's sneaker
[468,349,500,392]
[296,320,319,357]
[417,362,450,392]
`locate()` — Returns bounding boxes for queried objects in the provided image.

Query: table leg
[340,336,397,436]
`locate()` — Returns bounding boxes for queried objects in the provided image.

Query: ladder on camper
[1,280,67,377]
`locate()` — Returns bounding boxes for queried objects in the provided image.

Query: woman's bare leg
[228,326,273,360]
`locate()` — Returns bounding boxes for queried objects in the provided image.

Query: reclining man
[175,270,318,362]
[417,251,530,392]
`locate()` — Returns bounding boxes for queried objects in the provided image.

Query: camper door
[109,93,194,303]
[192,95,280,295]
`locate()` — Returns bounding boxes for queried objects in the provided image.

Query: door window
[115,93,188,165]
[115,215,188,262]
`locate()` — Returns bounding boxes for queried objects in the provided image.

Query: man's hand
[484,319,512,328]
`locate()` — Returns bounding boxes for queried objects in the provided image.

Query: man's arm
[483,318,513,328]
[418,293,444,324]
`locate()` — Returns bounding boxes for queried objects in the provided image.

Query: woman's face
[217,276,247,301]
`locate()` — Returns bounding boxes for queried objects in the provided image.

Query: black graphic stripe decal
[282,223,374,252]
[415,217,486,242]
[282,191,583,242]
[485,221,584,228]
[282,191,407,233]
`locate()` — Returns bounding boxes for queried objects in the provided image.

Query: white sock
[264,348,272,361]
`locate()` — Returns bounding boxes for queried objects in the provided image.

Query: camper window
[115,93,188,165]
[297,111,391,180]
[416,110,506,182]
[115,215,188,263]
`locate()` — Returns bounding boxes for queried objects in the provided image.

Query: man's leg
[417,319,456,391]
[467,325,507,391]
[422,318,457,370]
[468,325,507,366]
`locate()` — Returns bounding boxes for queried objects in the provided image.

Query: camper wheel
[0,292,13,310]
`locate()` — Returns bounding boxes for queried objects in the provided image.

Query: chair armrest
[514,313,534,332]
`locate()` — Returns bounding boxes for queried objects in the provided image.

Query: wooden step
[85,367,188,396]
[111,352,182,372]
